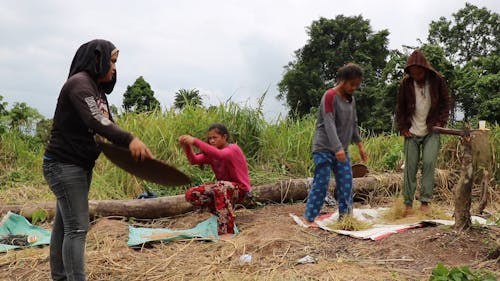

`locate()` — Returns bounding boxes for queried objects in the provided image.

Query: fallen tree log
[1,171,452,220]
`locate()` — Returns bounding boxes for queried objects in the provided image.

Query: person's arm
[322,94,344,161]
[67,80,152,161]
[395,80,412,137]
[68,84,133,147]
[322,93,343,153]
[178,135,208,165]
[356,141,368,163]
[193,139,233,159]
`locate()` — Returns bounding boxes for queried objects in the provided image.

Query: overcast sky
[1,0,498,121]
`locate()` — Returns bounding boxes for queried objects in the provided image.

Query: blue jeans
[304,151,353,222]
[43,159,92,281]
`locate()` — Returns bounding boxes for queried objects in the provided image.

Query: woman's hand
[129,137,154,162]
[178,135,195,145]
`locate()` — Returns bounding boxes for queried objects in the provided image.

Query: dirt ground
[0,203,499,281]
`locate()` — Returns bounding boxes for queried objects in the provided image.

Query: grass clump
[380,197,452,223]
[325,215,372,231]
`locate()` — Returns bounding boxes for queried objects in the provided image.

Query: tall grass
[0,102,498,203]
[254,115,316,181]
[0,132,52,204]
[0,132,45,188]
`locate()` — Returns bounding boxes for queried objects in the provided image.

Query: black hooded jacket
[44,39,134,170]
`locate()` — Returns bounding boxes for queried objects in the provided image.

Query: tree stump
[433,126,491,231]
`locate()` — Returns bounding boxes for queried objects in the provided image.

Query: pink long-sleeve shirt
[183,138,251,191]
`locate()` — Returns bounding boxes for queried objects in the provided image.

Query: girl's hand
[335,149,346,162]
[129,137,154,162]
[178,135,195,145]
[357,142,368,163]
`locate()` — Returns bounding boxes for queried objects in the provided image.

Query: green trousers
[403,133,440,206]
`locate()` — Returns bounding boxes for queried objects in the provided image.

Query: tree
[0,96,7,116]
[174,88,203,109]
[377,49,407,132]
[35,118,52,144]
[427,3,499,65]
[277,15,390,132]
[8,102,43,135]
[109,104,119,117]
[454,54,500,122]
[0,95,9,134]
[428,3,499,122]
[122,76,160,112]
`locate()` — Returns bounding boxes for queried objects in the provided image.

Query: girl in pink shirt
[178,123,250,237]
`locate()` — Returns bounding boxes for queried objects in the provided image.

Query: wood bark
[0,173,429,220]
[474,170,489,215]
[432,126,491,231]
[453,136,473,231]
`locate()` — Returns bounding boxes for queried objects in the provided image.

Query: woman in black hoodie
[43,39,153,281]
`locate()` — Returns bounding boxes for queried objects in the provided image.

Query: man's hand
[401,130,412,138]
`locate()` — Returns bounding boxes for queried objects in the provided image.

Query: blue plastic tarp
[127,216,238,246]
[0,212,51,252]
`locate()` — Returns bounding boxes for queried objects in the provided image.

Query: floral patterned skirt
[185,181,247,234]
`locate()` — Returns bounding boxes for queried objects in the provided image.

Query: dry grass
[0,205,404,281]
[1,200,498,281]
[379,198,452,224]
[0,185,53,205]
[324,215,372,231]
[0,169,498,280]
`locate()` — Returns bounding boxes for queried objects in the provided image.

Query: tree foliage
[0,97,44,136]
[454,54,500,122]
[428,3,499,65]
[376,49,406,131]
[8,102,43,135]
[0,96,9,134]
[428,3,499,122]
[122,76,160,112]
[174,88,203,109]
[35,118,52,144]
[277,15,390,132]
